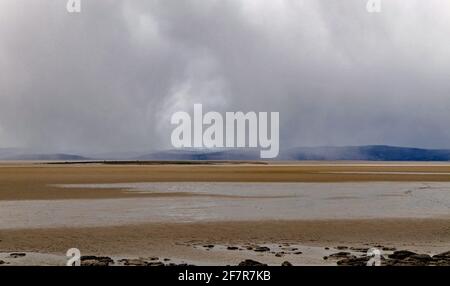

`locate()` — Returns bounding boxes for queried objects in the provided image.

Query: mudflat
[2,162,450,200]
[0,162,449,266]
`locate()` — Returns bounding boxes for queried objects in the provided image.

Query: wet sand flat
[2,162,450,201]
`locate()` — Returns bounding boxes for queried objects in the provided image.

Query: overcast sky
[1,0,450,153]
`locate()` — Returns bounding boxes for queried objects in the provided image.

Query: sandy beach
[1,162,450,266]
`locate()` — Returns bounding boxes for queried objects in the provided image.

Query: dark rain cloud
[0,0,449,153]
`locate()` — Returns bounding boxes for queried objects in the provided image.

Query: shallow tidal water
[1,182,450,229]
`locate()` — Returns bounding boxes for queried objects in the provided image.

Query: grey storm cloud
[1,0,450,153]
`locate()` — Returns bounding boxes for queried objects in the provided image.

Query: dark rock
[204,245,214,249]
[9,253,26,258]
[254,246,270,252]
[349,247,370,252]
[166,262,195,266]
[293,251,303,255]
[324,247,330,250]
[336,246,348,250]
[275,252,284,257]
[385,259,421,266]
[163,258,170,261]
[335,249,450,266]
[388,250,417,260]
[238,259,267,266]
[81,256,114,266]
[148,262,165,266]
[227,246,239,250]
[337,257,370,266]
[0,260,5,265]
[120,259,147,266]
[281,261,292,266]
[382,247,396,251]
[323,256,328,260]
[406,254,432,262]
[433,251,450,260]
[329,252,353,259]
[430,259,450,266]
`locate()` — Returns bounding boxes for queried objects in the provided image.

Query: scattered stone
[382,247,396,251]
[281,261,292,266]
[227,246,239,250]
[148,256,159,261]
[336,249,450,266]
[238,259,267,266]
[203,245,214,249]
[388,250,417,260]
[254,246,271,252]
[293,251,303,255]
[433,251,450,260]
[323,256,328,260]
[166,262,195,266]
[148,262,165,267]
[81,256,114,266]
[275,252,284,257]
[337,257,370,266]
[407,254,432,262]
[121,259,147,266]
[165,262,195,267]
[9,253,26,258]
[0,260,5,265]
[176,263,196,266]
[324,247,330,250]
[349,247,369,252]
[336,246,348,250]
[329,252,354,259]
[163,258,170,261]
[431,259,450,266]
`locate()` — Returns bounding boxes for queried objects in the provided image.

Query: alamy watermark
[366,0,381,13]
[367,248,382,266]
[66,248,81,266]
[170,104,279,159]
[66,0,81,13]
[64,1,380,15]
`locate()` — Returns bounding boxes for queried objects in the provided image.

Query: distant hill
[282,145,450,161]
[135,148,261,161]
[135,146,450,161]
[2,145,450,161]
[2,153,90,161]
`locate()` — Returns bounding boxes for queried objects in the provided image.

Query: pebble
[9,253,26,258]
[254,246,271,252]
[281,261,293,266]
[238,259,267,266]
[81,256,114,266]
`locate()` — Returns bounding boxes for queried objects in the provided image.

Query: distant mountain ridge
[133,145,450,161]
[1,145,450,161]
[282,145,450,161]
